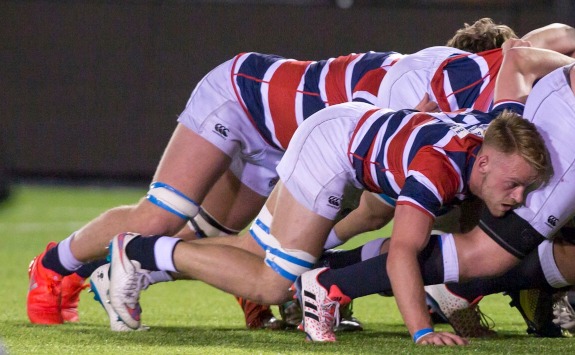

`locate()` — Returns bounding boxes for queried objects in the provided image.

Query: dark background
[1,0,573,185]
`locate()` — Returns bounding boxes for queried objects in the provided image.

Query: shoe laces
[321,297,341,328]
[124,268,151,303]
[450,303,496,337]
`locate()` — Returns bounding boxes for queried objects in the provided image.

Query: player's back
[376,46,503,113]
[231,51,402,150]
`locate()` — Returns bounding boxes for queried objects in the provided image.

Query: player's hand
[416,331,469,346]
[414,93,439,112]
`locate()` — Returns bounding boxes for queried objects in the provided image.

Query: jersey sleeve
[396,147,461,218]
[490,100,525,116]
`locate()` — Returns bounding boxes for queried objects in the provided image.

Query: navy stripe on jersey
[235,54,283,147]
[444,56,484,109]
[233,51,402,151]
[401,176,442,213]
[348,102,523,216]
[302,59,330,119]
[372,109,415,196]
[350,51,397,90]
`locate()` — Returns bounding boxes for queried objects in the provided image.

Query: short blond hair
[447,18,518,53]
[483,110,551,185]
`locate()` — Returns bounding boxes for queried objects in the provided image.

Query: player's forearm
[522,23,575,57]
[388,249,433,337]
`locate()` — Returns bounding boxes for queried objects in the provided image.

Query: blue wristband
[413,327,434,343]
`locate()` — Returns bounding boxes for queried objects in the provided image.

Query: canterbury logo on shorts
[327,196,341,209]
[214,123,229,138]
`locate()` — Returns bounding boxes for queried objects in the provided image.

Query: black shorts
[478,207,545,259]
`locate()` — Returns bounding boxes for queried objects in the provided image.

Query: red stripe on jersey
[408,147,461,203]
[431,49,503,112]
[325,54,361,105]
[472,49,503,111]
[267,60,313,148]
[354,67,386,97]
[386,113,436,189]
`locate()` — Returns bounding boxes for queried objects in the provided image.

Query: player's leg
[106,103,363,334]
[106,182,333,329]
[175,169,285,330]
[27,124,232,325]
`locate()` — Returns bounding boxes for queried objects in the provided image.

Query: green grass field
[1,184,575,354]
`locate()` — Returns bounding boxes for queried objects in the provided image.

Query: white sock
[441,233,459,283]
[58,233,83,272]
[148,271,174,284]
[323,229,345,249]
[539,240,570,288]
[361,238,387,261]
[154,237,181,273]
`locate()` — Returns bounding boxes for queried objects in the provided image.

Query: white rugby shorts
[513,64,575,238]
[177,58,283,196]
[276,102,369,220]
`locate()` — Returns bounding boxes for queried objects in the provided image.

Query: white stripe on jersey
[397,195,429,213]
[408,169,443,206]
[319,58,335,105]
[346,53,364,101]
[442,69,459,111]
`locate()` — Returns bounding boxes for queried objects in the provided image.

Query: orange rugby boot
[27,242,64,324]
[236,296,286,330]
[61,273,88,322]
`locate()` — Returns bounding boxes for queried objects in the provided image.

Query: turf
[1,184,575,354]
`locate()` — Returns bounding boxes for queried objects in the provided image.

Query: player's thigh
[200,169,268,232]
[153,123,232,203]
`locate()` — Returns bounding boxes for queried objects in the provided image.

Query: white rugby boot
[295,268,351,342]
[89,263,149,331]
[108,232,150,330]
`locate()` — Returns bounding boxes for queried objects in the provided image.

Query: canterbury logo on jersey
[547,215,559,227]
[214,123,229,138]
[328,196,342,209]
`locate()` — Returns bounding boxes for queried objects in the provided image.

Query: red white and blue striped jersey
[348,101,523,218]
[230,51,404,150]
[431,48,503,112]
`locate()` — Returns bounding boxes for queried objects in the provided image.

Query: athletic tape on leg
[146,182,200,220]
[249,206,316,282]
[187,210,240,238]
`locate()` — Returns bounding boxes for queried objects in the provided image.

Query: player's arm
[495,46,575,104]
[521,23,575,58]
[387,204,468,345]
[333,191,395,243]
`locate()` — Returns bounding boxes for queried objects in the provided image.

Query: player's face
[478,152,539,217]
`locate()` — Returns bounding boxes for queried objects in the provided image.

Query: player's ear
[475,153,489,175]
